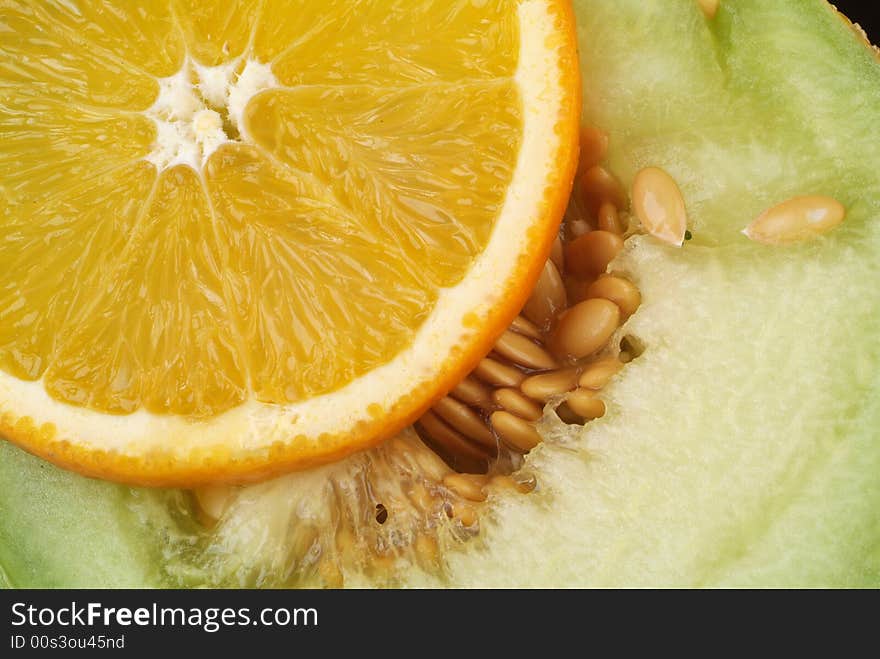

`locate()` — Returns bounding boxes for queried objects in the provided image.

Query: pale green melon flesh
[1,0,878,587]
[434,0,880,587]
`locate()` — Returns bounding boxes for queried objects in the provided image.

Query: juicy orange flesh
[0,1,522,417]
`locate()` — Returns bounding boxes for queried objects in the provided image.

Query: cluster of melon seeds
[414,125,644,474]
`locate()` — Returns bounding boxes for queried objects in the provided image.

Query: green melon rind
[0,443,164,588]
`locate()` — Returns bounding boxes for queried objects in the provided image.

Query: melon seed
[550,236,565,272]
[566,388,607,420]
[521,368,580,402]
[193,485,235,524]
[522,260,567,330]
[597,201,624,234]
[432,397,496,449]
[580,165,628,216]
[578,125,609,174]
[492,388,544,422]
[513,474,538,494]
[509,315,543,341]
[632,167,688,246]
[565,230,625,278]
[578,356,623,390]
[489,475,519,492]
[491,411,542,453]
[489,475,536,494]
[417,411,491,465]
[564,275,592,306]
[450,502,479,528]
[551,298,621,361]
[743,195,846,245]
[566,216,593,241]
[586,275,642,318]
[450,376,493,409]
[473,357,526,388]
[443,473,488,502]
[494,330,557,371]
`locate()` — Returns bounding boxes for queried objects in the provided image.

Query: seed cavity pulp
[144,58,278,172]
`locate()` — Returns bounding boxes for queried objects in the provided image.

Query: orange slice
[0,0,580,486]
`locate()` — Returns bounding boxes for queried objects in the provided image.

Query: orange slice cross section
[0,0,580,486]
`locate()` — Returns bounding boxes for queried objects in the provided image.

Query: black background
[1,590,875,653]
[833,0,879,41]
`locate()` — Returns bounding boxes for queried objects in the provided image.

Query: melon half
[1,0,878,587]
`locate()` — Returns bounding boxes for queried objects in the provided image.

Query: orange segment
[205,144,433,404]
[0,0,580,486]
[26,1,185,78]
[172,0,261,66]
[0,2,159,108]
[0,105,155,208]
[46,165,248,417]
[255,0,519,86]
[243,82,521,285]
[0,162,156,383]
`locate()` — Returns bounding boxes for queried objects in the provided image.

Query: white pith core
[0,0,567,462]
[145,58,278,171]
